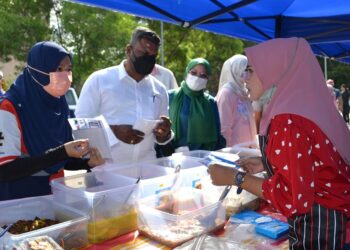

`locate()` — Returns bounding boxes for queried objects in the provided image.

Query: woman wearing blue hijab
[0,41,104,200]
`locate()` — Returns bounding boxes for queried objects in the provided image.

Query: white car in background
[65,87,79,118]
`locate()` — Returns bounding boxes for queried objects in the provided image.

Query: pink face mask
[44,71,72,97]
[27,65,72,98]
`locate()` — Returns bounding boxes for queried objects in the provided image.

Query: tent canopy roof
[69,0,350,63]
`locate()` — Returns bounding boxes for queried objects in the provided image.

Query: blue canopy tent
[67,0,350,64]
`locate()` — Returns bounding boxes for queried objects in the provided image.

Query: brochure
[68,115,117,159]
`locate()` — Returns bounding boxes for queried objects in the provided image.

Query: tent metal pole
[160,21,164,66]
[324,57,327,80]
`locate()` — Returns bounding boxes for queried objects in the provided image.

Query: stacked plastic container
[0,197,88,250]
[106,154,208,197]
[50,171,139,244]
[137,187,226,248]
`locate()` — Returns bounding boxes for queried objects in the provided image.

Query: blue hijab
[5,41,73,174]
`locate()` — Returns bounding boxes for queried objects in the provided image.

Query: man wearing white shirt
[76,27,172,165]
[151,64,178,90]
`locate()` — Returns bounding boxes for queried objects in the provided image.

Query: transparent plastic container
[0,197,88,250]
[172,150,212,159]
[142,155,204,170]
[50,172,139,244]
[108,156,208,197]
[137,187,226,248]
[201,176,260,218]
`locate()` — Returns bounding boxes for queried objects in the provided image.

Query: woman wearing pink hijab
[208,37,350,249]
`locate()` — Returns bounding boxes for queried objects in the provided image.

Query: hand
[110,124,145,145]
[236,157,264,174]
[153,116,171,142]
[87,147,105,167]
[207,164,236,186]
[64,139,90,158]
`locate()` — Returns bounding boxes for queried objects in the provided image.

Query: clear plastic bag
[223,222,289,250]
[174,234,249,250]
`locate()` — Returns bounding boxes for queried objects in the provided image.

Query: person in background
[0,41,104,200]
[340,83,350,123]
[327,78,341,99]
[151,64,178,90]
[76,27,172,165]
[0,71,5,96]
[326,78,339,108]
[216,55,257,147]
[208,37,350,249]
[169,58,226,152]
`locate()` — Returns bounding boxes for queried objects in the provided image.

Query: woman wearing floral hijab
[208,38,350,249]
[216,55,257,147]
[169,58,225,151]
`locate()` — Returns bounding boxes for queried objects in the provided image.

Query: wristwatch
[234,171,246,194]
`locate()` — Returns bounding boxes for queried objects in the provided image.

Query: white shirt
[151,64,178,90]
[75,61,169,166]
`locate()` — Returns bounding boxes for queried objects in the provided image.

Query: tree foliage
[148,21,244,95]
[56,1,138,91]
[0,0,349,94]
[0,0,53,62]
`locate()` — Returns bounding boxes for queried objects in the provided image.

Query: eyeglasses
[243,66,253,80]
[189,70,208,79]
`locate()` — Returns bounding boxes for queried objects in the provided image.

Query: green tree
[56,1,138,91]
[148,21,244,95]
[318,58,350,88]
[0,0,53,62]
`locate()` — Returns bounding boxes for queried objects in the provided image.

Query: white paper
[68,116,113,159]
[95,115,118,147]
[133,118,161,135]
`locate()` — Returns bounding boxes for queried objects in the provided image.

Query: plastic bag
[174,234,248,250]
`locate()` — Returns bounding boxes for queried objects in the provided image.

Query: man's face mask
[186,74,208,91]
[130,49,156,76]
[27,65,72,98]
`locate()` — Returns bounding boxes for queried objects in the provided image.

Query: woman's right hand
[64,139,90,158]
[236,156,264,174]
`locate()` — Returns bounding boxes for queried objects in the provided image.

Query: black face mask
[130,49,156,76]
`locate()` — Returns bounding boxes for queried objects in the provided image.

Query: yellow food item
[88,209,138,243]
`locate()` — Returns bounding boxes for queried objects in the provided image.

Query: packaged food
[12,236,63,250]
[0,198,88,250]
[51,172,139,243]
[138,187,226,248]
[87,206,138,244]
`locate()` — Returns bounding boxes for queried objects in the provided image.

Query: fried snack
[13,236,63,250]
[139,220,225,248]
[2,217,59,235]
[156,190,204,215]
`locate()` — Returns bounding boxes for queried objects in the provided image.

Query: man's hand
[110,124,145,145]
[153,116,171,143]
